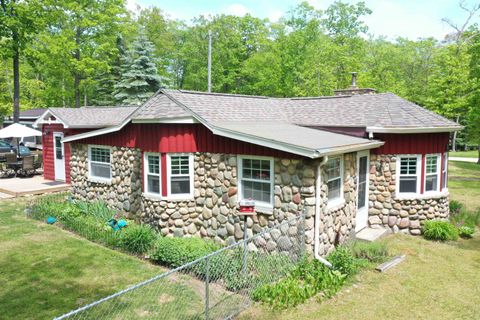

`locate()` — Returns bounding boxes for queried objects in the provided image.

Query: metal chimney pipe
[350,72,357,88]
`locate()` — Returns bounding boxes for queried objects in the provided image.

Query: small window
[167,154,194,198]
[442,153,448,190]
[398,155,420,194]
[145,153,161,196]
[425,154,440,192]
[326,156,343,203]
[238,157,273,207]
[88,146,111,181]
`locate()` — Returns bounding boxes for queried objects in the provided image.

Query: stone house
[45,84,459,257]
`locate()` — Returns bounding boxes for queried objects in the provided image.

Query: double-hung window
[144,153,161,197]
[88,145,111,182]
[326,156,343,205]
[441,153,448,190]
[238,157,273,208]
[397,155,421,194]
[425,154,440,192]
[167,154,194,199]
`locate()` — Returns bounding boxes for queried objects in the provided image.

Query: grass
[240,234,480,320]
[0,198,205,320]
[450,150,479,159]
[448,161,480,211]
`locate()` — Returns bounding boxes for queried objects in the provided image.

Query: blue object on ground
[117,219,127,228]
[46,216,56,224]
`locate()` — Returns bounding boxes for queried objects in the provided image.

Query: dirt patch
[158,293,175,304]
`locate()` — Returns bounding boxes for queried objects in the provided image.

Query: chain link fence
[51,210,307,320]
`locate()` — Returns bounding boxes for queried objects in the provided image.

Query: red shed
[33,107,137,183]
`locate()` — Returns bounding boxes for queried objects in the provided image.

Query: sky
[127,0,480,40]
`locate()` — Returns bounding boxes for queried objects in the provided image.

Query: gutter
[366,126,463,134]
[314,156,333,268]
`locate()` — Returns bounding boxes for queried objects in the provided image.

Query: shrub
[350,241,389,263]
[120,224,157,254]
[252,258,346,309]
[458,226,475,239]
[423,220,458,241]
[449,200,463,215]
[328,246,363,276]
[151,237,221,268]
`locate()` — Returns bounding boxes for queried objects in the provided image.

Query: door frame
[355,150,370,232]
[53,131,66,181]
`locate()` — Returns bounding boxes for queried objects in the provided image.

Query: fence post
[205,256,210,320]
[242,216,248,274]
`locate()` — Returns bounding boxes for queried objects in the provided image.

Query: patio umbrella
[0,123,42,155]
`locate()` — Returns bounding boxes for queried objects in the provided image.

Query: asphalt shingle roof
[158,89,459,129]
[50,106,138,128]
[132,94,190,120]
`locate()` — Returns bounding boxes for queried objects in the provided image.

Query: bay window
[88,145,111,182]
[397,155,421,194]
[425,154,440,192]
[238,156,273,208]
[144,153,161,196]
[167,154,194,199]
[326,156,343,205]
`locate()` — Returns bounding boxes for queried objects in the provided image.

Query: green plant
[328,246,363,276]
[350,241,389,263]
[449,200,463,215]
[151,237,221,268]
[450,209,480,228]
[458,226,475,239]
[120,224,157,254]
[423,220,458,241]
[252,258,346,309]
[83,200,114,221]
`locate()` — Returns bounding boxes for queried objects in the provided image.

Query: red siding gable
[372,133,449,155]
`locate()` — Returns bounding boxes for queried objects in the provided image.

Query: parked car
[0,139,31,160]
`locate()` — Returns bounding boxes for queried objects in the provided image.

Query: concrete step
[355,227,389,242]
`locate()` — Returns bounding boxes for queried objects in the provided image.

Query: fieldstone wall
[70,144,143,215]
[69,144,361,256]
[316,152,358,256]
[368,154,449,234]
[142,153,318,254]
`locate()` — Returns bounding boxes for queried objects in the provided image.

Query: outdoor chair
[5,153,20,177]
[21,155,35,177]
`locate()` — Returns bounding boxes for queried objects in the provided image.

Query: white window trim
[143,152,162,200]
[166,153,194,200]
[395,154,422,198]
[425,153,441,194]
[237,155,274,212]
[87,145,112,184]
[442,152,448,191]
[326,155,345,209]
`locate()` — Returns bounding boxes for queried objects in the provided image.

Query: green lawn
[240,235,480,320]
[450,150,479,159]
[448,161,480,211]
[0,199,205,320]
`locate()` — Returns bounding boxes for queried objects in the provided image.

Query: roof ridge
[176,89,270,99]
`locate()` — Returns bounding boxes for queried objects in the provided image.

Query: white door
[356,151,369,231]
[53,132,66,181]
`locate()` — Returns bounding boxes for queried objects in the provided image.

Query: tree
[0,0,43,122]
[114,32,162,105]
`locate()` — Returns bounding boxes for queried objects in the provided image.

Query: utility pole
[207,29,212,93]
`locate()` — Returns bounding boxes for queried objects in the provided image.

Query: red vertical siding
[78,123,301,158]
[372,133,449,155]
[42,124,82,183]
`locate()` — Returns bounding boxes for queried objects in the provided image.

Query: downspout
[314,156,333,268]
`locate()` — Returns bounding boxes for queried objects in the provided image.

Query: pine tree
[114,31,162,105]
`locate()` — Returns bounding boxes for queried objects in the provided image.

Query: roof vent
[334,72,376,96]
